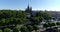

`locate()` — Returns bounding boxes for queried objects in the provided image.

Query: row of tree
[0,25,39,32]
[43,22,60,32]
[43,22,60,28]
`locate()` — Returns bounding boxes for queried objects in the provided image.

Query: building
[48,11,60,20]
[25,5,38,17]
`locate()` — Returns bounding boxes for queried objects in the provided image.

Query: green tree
[48,23,53,27]
[31,17,40,25]
[51,22,56,26]
[27,25,33,32]
[20,26,28,32]
[0,19,6,25]
[56,22,60,27]
[5,19,10,25]
[0,30,3,32]
[43,23,49,28]
[4,28,12,32]
[13,27,19,32]
[33,25,39,32]
[56,22,60,25]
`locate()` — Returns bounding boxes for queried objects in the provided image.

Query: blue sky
[0,0,60,11]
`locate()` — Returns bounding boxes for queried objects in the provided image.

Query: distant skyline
[0,0,60,11]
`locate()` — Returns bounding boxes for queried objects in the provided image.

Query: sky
[0,0,60,11]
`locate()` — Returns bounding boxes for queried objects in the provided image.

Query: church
[25,5,38,18]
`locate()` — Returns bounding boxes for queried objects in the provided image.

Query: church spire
[27,4,29,8]
[27,4,29,11]
[25,4,32,13]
